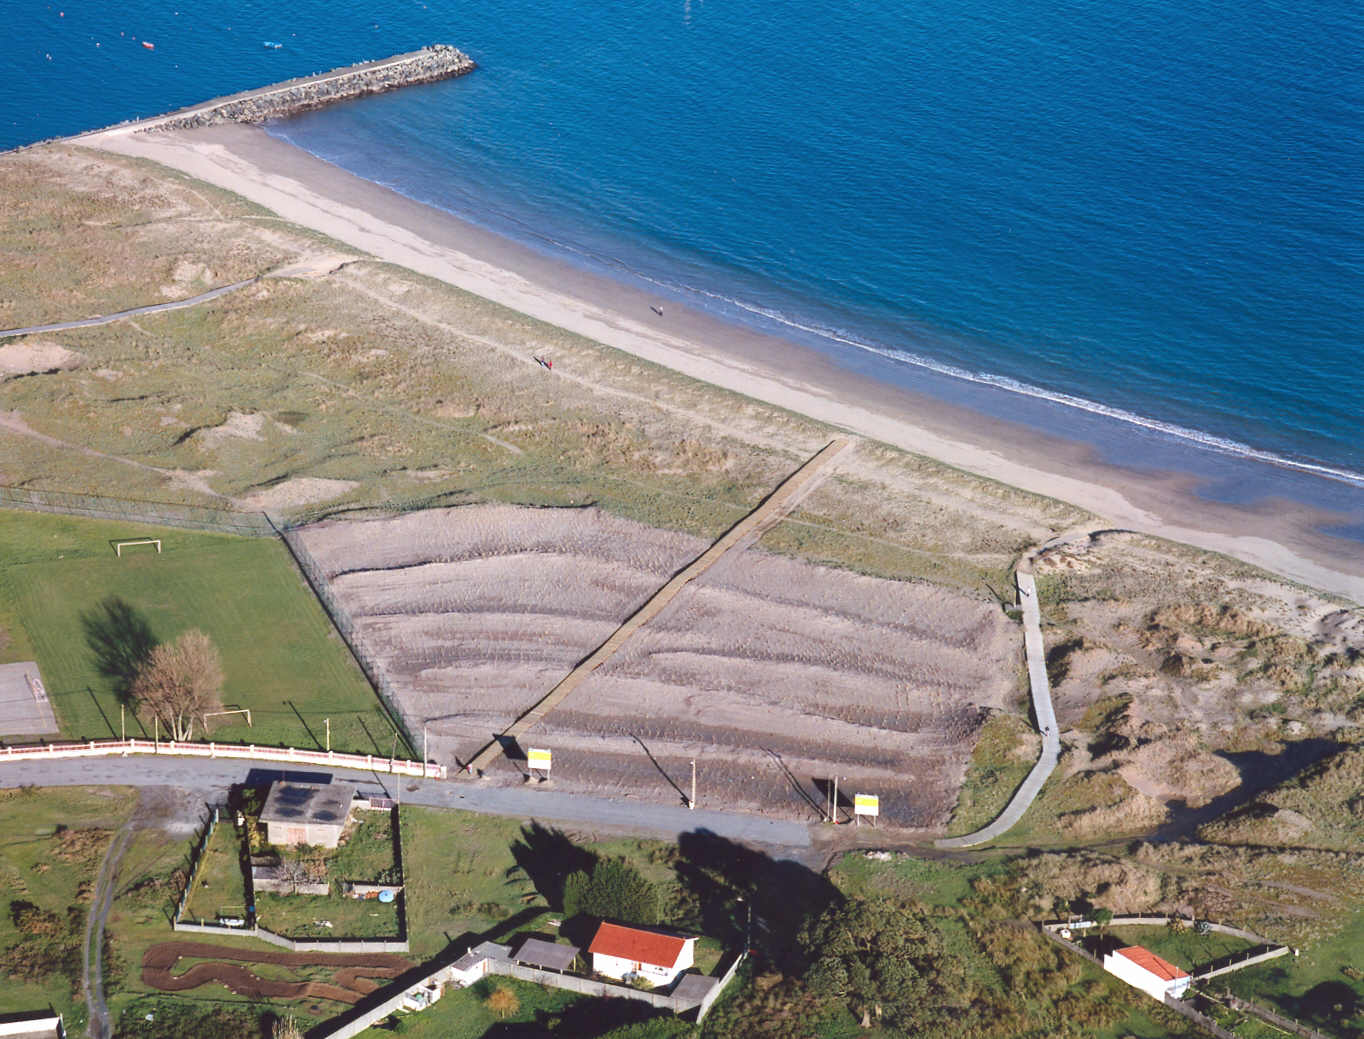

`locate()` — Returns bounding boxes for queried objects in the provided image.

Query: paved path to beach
[935,564,1061,849]
[0,279,256,339]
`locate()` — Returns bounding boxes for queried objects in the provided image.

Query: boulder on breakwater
[151,45,475,131]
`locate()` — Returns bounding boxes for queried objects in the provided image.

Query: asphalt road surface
[0,755,813,855]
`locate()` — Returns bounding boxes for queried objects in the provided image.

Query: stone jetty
[115,46,475,135]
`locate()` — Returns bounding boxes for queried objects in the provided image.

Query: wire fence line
[268,516,420,761]
[0,484,420,760]
[0,484,274,536]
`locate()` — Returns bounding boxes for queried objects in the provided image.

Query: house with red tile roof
[1102,945,1192,1001]
[588,921,696,987]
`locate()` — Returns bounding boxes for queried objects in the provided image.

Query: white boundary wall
[0,738,443,778]
[0,1016,62,1037]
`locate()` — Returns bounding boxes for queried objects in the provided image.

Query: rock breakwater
[147,45,475,132]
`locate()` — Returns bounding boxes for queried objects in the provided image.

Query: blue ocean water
[6,1,1363,511]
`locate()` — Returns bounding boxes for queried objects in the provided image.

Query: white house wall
[1103,952,1180,1001]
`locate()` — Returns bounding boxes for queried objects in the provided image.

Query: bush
[563,859,659,925]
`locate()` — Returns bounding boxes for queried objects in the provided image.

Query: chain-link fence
[0,484,273,535]
[270,517,419,760]
[1,484,417,758]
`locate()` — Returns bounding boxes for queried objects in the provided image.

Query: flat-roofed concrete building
[260,781,354,848]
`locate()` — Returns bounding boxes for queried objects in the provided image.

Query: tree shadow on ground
[1291,980,1362,1031]
[81,595,157,701]
[674,829,840,974]
[509,822,598,912]
[1152,737,1345,841]
[483,997,671,1037]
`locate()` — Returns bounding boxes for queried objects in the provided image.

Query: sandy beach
[83,122,1364,603]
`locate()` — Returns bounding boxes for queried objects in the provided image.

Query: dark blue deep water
[6,1,1363,512]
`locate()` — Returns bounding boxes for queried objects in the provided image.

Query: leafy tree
[563,858,659,925]
[131,628,223,740]
[1092,906,1113,938]
[484,985,519,1019]
[797,896,965,1031]
[596,1018,694,1038]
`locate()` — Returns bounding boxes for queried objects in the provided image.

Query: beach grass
[0,143,1084,609]
[0,509,400,755]
[944,712,1038,837]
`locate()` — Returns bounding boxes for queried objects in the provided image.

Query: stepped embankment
[82,45,474,139]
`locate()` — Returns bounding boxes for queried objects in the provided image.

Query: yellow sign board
[853,793,879,816]
[527,748,552,771]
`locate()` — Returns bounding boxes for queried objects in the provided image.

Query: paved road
[936,568,1061,849]
[0,279,255,339]
[0,756,812,854]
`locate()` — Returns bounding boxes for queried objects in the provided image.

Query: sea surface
[7,0,1363,529]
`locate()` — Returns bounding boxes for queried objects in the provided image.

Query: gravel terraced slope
[298,504,1020,828]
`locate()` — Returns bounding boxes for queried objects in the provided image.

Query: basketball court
[0,661,59,737]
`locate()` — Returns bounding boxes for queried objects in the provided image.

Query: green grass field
[944,712,1037,837]
[1105,924,1253,974]
[1225,904,1364,1036]
[0,509,405,755]
[183,823,247,925]
[0,785,135,1031]
[373,977,587,1038]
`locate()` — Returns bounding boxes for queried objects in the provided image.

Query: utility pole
[120,704,125,741]
[830,775,839,824]
[154,715,159,751]
[689,759,696,810]
[423,725,429,779]
[324,717,330,753]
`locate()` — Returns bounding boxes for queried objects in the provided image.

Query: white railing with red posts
[0,738,444,778]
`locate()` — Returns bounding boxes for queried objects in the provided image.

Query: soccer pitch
[0,509,407,756]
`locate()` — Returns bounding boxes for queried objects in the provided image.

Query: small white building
[446,941,511,988]
[588,921,696,987]
[1103,945,1192,1001]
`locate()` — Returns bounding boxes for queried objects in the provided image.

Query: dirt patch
[237,476,358,510]
[141,941,409,1004]
[298,503,1019,828]
[193,410,268,446]
[0,340,84,378]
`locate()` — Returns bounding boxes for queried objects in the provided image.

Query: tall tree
[562,859,659,925]
[131,628,223,740]
[798,896,964,1031]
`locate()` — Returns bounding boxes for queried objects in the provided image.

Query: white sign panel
[853,793,879,817]
[527,748,552,771]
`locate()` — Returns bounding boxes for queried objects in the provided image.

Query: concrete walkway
[0,279,256,339]
[467,438,852,774]
[935,567,1061,848]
